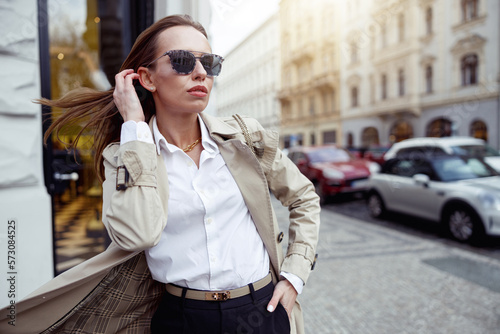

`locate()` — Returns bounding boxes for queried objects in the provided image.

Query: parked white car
[367,153,500,244]
[383,137,500,172]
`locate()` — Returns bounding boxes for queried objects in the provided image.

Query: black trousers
[151,281,291,334]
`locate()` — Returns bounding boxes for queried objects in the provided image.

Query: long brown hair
[40,14,207,181]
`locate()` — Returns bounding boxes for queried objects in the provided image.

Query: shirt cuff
[120,121,154,145]
[280,271,304,295]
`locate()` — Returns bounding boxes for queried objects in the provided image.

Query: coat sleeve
[101,141,166,251]
[267,148,321,285]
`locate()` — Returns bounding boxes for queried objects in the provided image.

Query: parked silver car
[367,154,500,243]
[383,136,500,172]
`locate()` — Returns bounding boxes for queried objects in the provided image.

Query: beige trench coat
[0,113,320,333]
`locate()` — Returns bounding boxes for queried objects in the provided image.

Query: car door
[386,158,443,220]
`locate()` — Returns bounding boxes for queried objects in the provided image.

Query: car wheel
[367,192,385,218]
[444,206,485,243]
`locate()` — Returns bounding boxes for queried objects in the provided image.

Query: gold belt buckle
[206,291,230,301]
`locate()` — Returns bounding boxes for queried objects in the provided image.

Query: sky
[209,0,280,56]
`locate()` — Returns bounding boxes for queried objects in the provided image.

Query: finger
[266,288,283,313]
[123,73,139,87]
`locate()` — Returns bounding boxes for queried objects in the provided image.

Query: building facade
[339,0,500,149]
[215,13,281,131]
[278,0,342,148]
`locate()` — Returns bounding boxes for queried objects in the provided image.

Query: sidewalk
[272,196,500,334]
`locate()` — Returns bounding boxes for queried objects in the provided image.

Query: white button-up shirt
[120,116,303,293]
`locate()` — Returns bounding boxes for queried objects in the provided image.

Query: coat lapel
[200,113,282,276]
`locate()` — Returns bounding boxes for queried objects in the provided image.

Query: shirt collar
[152,115,219,156]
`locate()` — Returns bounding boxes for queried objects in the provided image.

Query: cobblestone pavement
[272,196,500,334]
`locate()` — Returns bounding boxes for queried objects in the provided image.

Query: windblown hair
[40,14,207,182]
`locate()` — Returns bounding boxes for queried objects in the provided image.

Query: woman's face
[147,25,214,117]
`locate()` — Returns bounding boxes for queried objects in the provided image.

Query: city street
[272,195,500,334]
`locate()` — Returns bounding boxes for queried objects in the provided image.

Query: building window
[362,127,380,146]
[398,13,405,42]
[351,86,359,107]
[381,23,387,48]
[426,7,433,35]
[350,42,358,63]
[425,65,433,93]
[398,69,405,96]
[461,53,478,86]
[309,97,315,115]
[462,0,479,22]
[470,120,487,141]
[427,118,453,137]
[346,132,354,147]
[381,74,387,100]
[323,130,337,144]
[390,121,413,143]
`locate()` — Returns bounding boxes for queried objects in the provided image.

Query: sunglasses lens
[169,50,196,74]
[201,54,223,76]
[167,51,223,76]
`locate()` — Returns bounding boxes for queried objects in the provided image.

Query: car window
[453,144,500,157]
[431,157,497,181]
[384,158,438,179]
[308,148,351,163]
[289,152,307,164]
[385,159,415,177]
[397,146,446,157]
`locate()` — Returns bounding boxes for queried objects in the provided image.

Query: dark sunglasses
[147,50,224,77]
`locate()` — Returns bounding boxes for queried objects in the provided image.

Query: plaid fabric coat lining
[42,252,163,333]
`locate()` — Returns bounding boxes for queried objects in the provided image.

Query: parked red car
[288,145,380,203]
[363,145,390,166]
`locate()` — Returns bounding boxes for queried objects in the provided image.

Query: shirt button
[206,218,213,224]
[187,160,193,167]
[210,256,216,263]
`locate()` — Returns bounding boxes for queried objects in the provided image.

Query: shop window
[470,120,487,141]
[390,121,413,143]
[47,0,154,274]
[323,130,337,144]
[362,127,380,147]
[427,118,453,137]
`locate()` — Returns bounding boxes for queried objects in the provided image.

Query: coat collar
[148,113,240,154]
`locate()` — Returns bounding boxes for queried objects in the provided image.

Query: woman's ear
[137,66,156,92]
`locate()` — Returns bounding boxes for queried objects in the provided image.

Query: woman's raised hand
[113,69,145,123]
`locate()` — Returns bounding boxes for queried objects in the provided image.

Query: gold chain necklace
[182,137,202,152]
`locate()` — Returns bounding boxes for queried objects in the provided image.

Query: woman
[0,14,319,334]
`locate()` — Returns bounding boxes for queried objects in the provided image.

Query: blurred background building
[215,0,499,150]
[274,0,341,148]
[338,0,500,149]
[215,13,281,131]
